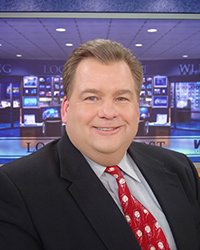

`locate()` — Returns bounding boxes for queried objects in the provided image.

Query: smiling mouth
[96,128,116,131]
[94,127,120,131]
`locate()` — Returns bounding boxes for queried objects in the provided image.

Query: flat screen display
[152,96,168,108]
[42,107,60,120]
[23,76,38,88]
[154,76,168,88]
[23,88,37,96]
[139,107,150,120]
[22,96,38,108]
[23,114,36,125]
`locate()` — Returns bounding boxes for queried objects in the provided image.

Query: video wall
[139,76,200,133]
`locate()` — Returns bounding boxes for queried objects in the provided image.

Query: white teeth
[96,127,115,131]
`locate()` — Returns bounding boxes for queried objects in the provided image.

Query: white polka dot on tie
[150,246,156,250]
[134,211,140,218]
[143,209,148,214]
[119,178,125,185]
[158,242,164,249]
[136,230,142,237]
[125,215,131,223]
[145,225,151,233]
[122,195,128,203]
[108,167,114,172]
[113,174,118,178]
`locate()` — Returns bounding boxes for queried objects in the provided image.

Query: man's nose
[98,100,118,119]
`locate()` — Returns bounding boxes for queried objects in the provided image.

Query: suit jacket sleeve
[0,170,42,250]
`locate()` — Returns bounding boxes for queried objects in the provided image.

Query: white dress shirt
[85,153,177,250]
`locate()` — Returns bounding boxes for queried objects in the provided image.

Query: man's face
[61,58,140,165]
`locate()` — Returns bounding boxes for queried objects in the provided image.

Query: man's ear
[61,96,69,124]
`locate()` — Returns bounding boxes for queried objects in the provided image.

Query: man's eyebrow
[79,88,134,96]
[115,89,134,95]
[80,89,102,95]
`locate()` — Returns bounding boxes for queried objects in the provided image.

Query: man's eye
[84,96,98,101]
[116,97,129,102]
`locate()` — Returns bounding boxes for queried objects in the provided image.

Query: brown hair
[62,39,143,99]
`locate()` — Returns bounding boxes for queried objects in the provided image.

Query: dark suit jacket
[0,133,200,250]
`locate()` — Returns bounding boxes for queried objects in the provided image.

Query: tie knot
[105,165,124,180]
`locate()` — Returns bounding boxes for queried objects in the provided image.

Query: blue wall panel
[0,0,200,13]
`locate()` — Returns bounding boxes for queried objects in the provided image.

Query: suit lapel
[129,143,198,250]
[57,134,140,250]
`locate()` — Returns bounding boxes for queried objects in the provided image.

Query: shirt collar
[118,153,141,182]
[84,153,141,183]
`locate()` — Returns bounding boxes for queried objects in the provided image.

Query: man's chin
[92,144,123,155]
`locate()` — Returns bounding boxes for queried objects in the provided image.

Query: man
[0,39,199,250]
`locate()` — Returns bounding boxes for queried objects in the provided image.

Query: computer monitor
[23,76,38,88]
[156,114,168,124]
[39,91,46,97]
[23,114,36,125]
[152,96,168,108]
[23,88,37,96]
[42,107,60,120]
[39,84,46,89]
[54,83,60,90]
[12,83,20,98]
[139,107,150,120]
[38,77,45,82]
[22,96,39,108]
[154,76,168,88]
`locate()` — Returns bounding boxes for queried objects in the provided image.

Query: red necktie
[105,165,170,250]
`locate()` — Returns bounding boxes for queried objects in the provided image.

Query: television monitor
[23,88,37,96]
[146,83,152,89]
[53,77,60,82]
[139,107,150,120]
[22,96,38,108]
[153,88,161,95]
[46,91,52,97]
[147,90,152,96]
[23,114,36,125]
[46,84,52,90]
[39,91,46,97]
[175,81,200,111]
[30,89,37,95]
[23,76,38,88]
[46,77,52,83]
[13,100,20,108]
[38,76,52,83]
[42,107,60,120]
[39,84,46,89]
[60,91,64,97]
[54,91,60,97]
[12,83,20,97]
[156,114,168,124]
[176,99,188,108]
[54,83,60,90]
[6,83,20,98]
[38,77,45,82]
[152,96,168,108]
[153,76,168,88]
[153,88,167,95]
[140,90,146,97]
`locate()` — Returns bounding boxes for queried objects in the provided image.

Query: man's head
[62,39,143,100]
[61,39,143,166]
